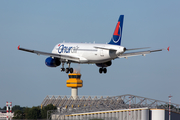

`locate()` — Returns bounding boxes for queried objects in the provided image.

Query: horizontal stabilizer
[126,47,150,51]
[119,49,164,58]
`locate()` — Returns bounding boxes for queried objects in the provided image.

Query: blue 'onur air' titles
[108,15,124,46]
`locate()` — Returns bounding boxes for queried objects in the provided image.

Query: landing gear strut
[61,62,65,71]
[99,68,107,74]
[61,62,73,73]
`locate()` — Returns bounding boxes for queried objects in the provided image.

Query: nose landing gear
[99,68,107,74]
[61,68,65,71]
[61,62,65,72]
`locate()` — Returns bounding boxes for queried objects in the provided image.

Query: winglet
[167,46,170,51]
[17,45,20,50]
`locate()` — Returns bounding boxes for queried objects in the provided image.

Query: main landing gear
[65,68,73,73]
[99,68,107,74]
[61,62,74,73]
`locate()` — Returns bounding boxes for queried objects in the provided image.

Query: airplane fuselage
[52,43,125,64]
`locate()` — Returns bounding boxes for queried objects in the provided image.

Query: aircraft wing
[17,46,80,62]
[119,48,167,58]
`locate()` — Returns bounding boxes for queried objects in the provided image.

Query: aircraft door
[100,49,104,57]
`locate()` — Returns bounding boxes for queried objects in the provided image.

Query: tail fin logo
[113,22,121,36]
[112,21,121,43]
[108,15,124,46]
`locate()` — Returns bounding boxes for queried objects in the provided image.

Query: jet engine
[96,61,112,67]
[45,57,61,67]
[116,47,126,56]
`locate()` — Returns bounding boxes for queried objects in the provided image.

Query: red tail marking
[113,22,120,36]
[167,46,170,51]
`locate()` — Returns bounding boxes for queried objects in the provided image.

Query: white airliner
[18,15,169,74]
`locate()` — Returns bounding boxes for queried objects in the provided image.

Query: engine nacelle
[116,47,126,56]
[45,57,61,67]
[96,61,112,67]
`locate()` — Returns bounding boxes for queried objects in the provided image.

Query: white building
[42,94,180,120]
[52,108,180,120]
[0,111,14,119]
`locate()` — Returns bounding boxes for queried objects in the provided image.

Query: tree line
[0,104,56,119]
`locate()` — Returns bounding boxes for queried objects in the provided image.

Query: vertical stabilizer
[108,15,124,45]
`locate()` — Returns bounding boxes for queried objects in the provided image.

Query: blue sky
[0,0,180,107]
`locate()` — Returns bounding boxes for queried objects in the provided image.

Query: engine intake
[45,57,61,67]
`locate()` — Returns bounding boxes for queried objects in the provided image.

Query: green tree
[12,105,57,119]
[12,105,27,112]
[24,107,30,119]
[41,104,57,119]
[12,105,21,112]
[2,106,6,110]
[26,106,41,119]
[13,110,24,119]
